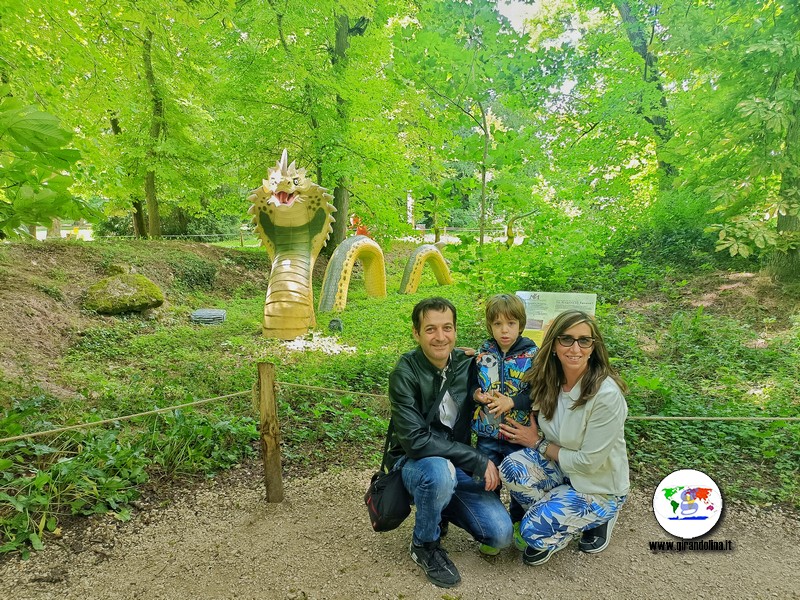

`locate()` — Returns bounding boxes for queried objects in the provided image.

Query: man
[386,297,513,588]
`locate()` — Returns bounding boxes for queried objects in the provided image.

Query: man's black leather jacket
[385,347,487,477]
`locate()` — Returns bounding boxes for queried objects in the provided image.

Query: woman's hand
[499,416,540,448]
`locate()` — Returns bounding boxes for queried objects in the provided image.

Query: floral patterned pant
[500,447,626,551]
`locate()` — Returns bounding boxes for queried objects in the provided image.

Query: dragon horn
[280,149,289,175]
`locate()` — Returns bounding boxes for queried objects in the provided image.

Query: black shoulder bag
[364,418,410,532]
[365,380,446,532]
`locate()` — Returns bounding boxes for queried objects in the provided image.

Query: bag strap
[381,368,452,472]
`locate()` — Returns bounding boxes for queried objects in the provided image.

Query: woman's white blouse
[536,377,630,496]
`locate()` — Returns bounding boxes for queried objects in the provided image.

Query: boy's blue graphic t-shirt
[471,336,538,440]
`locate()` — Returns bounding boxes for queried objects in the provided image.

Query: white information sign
[515,291,597,345]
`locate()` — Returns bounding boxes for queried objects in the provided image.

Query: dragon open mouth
[274,191,296,205]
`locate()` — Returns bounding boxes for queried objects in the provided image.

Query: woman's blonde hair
[522,310,626,420]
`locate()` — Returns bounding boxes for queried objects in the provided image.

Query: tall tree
[508,1,663,233]
[327,13,370,251]
[774,68,800,278]
[143,27,164,238]
[393,0,536,247]
[230,1,415,243]
[3,0,244,238]
[610,0,675,177]
[661,0,800,278]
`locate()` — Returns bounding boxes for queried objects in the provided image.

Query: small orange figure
[350,214,371,237]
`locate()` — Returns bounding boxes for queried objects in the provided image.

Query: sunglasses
[556,335,595,349]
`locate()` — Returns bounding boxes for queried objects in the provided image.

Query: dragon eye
[292,178,299,185]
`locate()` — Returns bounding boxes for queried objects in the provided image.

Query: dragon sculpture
[249,150,453,339]
[248,150,336,339]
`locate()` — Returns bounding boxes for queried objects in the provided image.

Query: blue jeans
[476,436,526,522]
[476,436,524,468]
[400,456,513,548]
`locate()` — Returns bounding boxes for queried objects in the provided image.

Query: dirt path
[1,465,798,600]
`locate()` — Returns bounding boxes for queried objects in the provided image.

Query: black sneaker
[409,540,461,588]
[522,545,554,566]
[579,513,618,554]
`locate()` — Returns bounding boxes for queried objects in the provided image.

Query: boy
[469,293,538,547]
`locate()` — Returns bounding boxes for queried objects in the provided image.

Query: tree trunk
[775,211,800,281]
[771,69,800,281]
[613,0,675,177]
[47,218,61,239]
[174,206,189,235]
[327,14,353,253]
[132,200,147,238]
[109,113,146,239]
[430,194,440,243]
[478,101,488,250]
[332,182,349,249]
[143,28,163,239]
[315,162,323,189]
[322,13,368,256]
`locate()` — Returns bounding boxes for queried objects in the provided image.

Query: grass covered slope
[0,237,798,556]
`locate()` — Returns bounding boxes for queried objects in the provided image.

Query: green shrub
[93,215,134,238]
[146,410,258,476]
[169,255,217,290]
[0,398,258,556]
[33,282,64,301]
[0,407,149,557]
[160,211,242,240]
[606,189,749,269]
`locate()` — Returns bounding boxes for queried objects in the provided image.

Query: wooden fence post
[256,362,284,502]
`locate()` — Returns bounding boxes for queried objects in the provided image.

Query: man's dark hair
[411,297,457,332]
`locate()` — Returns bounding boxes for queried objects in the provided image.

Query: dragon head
[264,149,308,206]
[247,149,336,263]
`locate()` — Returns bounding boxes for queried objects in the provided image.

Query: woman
[498,310,629,566]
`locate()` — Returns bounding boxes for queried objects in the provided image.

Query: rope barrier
[276,383,800,422]
[276,381,388,400]
[2,382,796,445]
[0,391,250,444]
[93,233,255,240]
[626,415,798,422]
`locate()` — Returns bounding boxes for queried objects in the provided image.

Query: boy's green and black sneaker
[513,521,526,551]
[478,543,500,556]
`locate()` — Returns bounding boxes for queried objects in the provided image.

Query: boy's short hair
[485,293,527,335]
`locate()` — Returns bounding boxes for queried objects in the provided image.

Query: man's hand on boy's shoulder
[456,346,476,357]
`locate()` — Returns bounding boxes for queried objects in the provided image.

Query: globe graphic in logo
[653,469,723,539]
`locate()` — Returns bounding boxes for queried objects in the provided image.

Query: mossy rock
[106,263,132,276]
[84,273,165,315]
